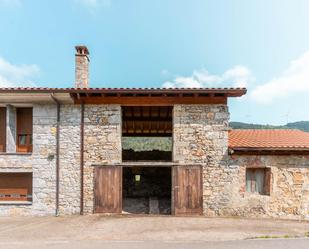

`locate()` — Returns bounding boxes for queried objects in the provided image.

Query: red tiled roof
[229,129,309,150]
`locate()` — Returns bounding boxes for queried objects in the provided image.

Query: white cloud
[0,57,40,87]
[76,0,111,8]
[251,50,309,104]
[162,65,253,88]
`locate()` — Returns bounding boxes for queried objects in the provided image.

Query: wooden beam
[122,132,172,137]
[122,116,172,122]
[230,149,309,155]
[74,96,227,105]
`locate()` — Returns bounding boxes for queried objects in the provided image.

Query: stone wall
[0,104,83,216]
[173,104,230,216]
[221,155,309,220]
[0,103,122,216]
[1,102,309,220]
[83,105,122,213]
[75,52,89,88]
[0,104,57,216]
[59,105,81,215]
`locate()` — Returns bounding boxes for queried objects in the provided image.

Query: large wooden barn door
[173,165,203,215]
[94,166,122,213]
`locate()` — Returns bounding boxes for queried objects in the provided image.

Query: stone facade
[83,105,122,213]
[0,104,82,216]
[221,155,309,220]
[59,105,81,215]
[1,102,309,220]
[0,104,57,216]
[0,103,122,216]
[173,104,231,216]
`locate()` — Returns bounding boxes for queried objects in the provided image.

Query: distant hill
[124,121,309,151]
[230,121,309,132]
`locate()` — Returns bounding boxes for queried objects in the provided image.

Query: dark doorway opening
[122,166,171,215]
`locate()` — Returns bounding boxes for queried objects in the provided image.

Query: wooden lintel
[74,96,227,105]
[230,149,309,156]
[122,132,172,137]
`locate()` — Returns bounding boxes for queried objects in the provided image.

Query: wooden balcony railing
[16,134,32,153]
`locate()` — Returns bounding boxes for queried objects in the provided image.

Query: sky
[0,0,309,125]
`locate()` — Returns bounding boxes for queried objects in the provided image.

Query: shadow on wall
[122,149,172,161]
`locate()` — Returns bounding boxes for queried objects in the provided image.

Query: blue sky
[0,0,309,125]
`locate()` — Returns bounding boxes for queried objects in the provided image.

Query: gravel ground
[0,215,308,243]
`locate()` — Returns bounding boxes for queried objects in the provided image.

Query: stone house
[0,46,308,219]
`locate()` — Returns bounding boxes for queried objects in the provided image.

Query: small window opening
[135,174,141,182]
[246,168,270,195]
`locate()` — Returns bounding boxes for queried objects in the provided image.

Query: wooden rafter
[122,106,173,137]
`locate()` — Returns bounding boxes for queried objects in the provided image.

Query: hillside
[123,121,309,151]
[230,121,309,132]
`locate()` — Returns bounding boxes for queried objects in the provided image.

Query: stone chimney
[75,45,89,88]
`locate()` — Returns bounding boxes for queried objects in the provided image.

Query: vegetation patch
[247,234,301,240]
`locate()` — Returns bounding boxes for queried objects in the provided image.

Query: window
[0,107,5,152]
[0,173,33,202]
[16,108,33,153]
[246,168,271,195]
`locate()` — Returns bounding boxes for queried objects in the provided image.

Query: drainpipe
[51,93,60,217]
[80,102,85,215]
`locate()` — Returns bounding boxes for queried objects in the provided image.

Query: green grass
[248,234,300,240]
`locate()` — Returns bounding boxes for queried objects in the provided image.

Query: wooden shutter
[263,168,271,195]
[0,107,6,152]
[173,165,203,216]
[16,108,33,153]
[246,169,254,192]
[94,166,122,213]
[0,173,32,201]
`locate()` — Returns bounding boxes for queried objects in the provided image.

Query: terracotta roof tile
[229,129,309,150]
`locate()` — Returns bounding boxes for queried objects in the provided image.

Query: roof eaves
[230,146,309,151]
[0,87,247,97]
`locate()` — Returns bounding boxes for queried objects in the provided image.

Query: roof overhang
[229,147,309,155]
[0,92,73,105]
[0,87,246,105]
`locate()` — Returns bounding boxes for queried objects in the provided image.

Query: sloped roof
[229,129,309,151]
[0,87,246,96]
[0,87,246,105]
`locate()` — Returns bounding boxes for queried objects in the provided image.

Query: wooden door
[94,166,122,213]
[173,165,203,215]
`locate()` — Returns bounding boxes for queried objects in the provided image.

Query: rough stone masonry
[0,45,308,220]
